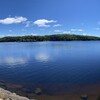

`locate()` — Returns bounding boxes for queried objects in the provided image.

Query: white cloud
[70,29,77,31]
[34,19,57,27]
[25,21,32,27]
[54,30,62,32]
[53,24,62,27]
[0,16,27,24]
[77,29,84,32]
[29,33,37,36]
[70,29,83,32]
[63,31,71,34]
[82,33,87,36]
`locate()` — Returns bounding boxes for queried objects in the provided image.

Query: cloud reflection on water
[35,53,50,62]
[0,56,27,66]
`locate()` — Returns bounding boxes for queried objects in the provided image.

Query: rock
[81,95,88,100]
[35,88,42,95]
[0,88,35,100]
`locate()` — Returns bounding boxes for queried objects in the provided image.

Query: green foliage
[0,34,100,42]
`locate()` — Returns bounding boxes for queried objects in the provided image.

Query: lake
[0,41,100,100]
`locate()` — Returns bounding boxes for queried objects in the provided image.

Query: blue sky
[0,0,100,37]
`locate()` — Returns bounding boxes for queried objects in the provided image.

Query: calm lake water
[0,41,100,98]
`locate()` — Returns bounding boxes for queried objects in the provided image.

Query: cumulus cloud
[77,29,84,32]
[63,31,71,34]
[25,21,32,27]
[0,16,27,24]
[34,19,57,27]
[29,33,37,36]
[53,24,62,27]
[54,30,72,34]
[54,30,62,32]
[70,28,83,32]
[82,33,88,36]
[70,29,76,31]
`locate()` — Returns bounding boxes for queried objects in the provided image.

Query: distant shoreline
[0,34,100,42]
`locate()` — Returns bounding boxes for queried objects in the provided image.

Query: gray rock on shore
[0,88,35,100]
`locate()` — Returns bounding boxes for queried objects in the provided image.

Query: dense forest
[0,34,100,42]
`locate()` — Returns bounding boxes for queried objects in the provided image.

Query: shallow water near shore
[0,41,100,99]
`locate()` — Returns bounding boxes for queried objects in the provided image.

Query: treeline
[0,34,100,42]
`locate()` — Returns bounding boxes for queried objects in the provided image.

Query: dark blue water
[0,41,100,95]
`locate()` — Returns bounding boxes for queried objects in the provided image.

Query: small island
[0,34,100,42]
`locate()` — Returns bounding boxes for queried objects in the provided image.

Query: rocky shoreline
[0,88,35,100]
